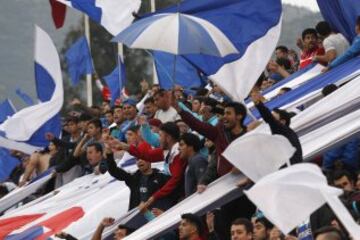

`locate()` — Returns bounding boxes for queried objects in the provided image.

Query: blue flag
[317,0,360,42]
[104,56,126,105]
[0,147,20,182]
[15,88,34,106]
[35,63,56,102]
[152,51,206,90]
[151,0,282,76]
[65,36,94,86]
[0,99,16,124]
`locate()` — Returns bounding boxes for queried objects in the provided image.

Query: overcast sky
[282,0,320,12]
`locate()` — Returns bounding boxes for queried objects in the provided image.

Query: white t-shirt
[154,107,180,123]
[323,33,350,56]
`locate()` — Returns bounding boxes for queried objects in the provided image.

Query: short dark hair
[232,218,253,234]
[332,170,353,183]
[79,113,92,122]
[104,110,113,115]
[203,98,219,113]
[117,224,134,235]
[273,108,292,126]
[160,122,180,141]
[276,45,288,53]
[88,118,103,130]
[87,142,103,154]
[255,217,273,230]
[276,57,291,70]
[180,133,202,152]
[181,213,204,235]
[313,226,344,240]
[127,125,140,133]
[66,116,79,124]
[112,105,123,111]
[316,21,332,36]
[280,87,292,93]
[322,84,338,96]
[224,102,247,126]
[144,97,155,105]
[154,89,167,98]
[302,28,318,40]
[195,88,209,97]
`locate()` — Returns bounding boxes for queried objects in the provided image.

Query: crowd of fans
[1,17,360,240]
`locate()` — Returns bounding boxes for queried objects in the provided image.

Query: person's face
[126,130,138,145]
[144,102,157,118]
[231,224,252,240]
[114,228,128,240]
[204,138,214,149]
[123,104,137,120]
[113,107,123,124]
[269,227,282,240]
[334,175,354,192]
[177,121,189,135]
[223,107,241,130]
[356,24,360,35]
[87,123,100,137]
[136,159,151,173]
[159,130,169,150]
[86,146,102,166]
[105,113,114,124]
[178,219,197,240]
[48,142,57,153]
[150,125,160,134]
[79,120,89,132]
[192,100,201,113]
[199,103,212,120]
[356,173,360,190]
[67,121,79,134]
[154,93,169,110]
[174,90,184,100]
[102,102,111,114]
[303,33,317,51]
[275,50,287,60]
[179,140,191,160]
[253,222,268,240]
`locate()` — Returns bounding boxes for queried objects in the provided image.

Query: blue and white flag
[0,26,63,144]
[15,88,34,106]
[0,148,19,182]
[0,99,16,124]
[152,51,205,90]
[152,0,282,102]
[65,36,94,86]
[104,55,126,105]
[56,0,141,36]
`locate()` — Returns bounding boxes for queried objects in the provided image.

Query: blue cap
[122,98,137,107]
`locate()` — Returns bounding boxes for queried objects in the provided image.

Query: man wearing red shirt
[115,122,187,212]
[299,28,325,69]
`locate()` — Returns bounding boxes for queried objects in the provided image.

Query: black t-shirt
[139,175,150,202]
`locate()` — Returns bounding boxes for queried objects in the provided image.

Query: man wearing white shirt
[314,21,350,64]
[154,89,180,123]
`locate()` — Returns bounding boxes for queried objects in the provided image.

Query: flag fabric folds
[104,56,126,105]
[151,0,282,101]
[65,36,94,86]
[152,51,205,90]
[0,148,20,182]
[223,133,295,182]
[15,89,34,106]
[56,0,141,36]
[317,0,360,42]
[0,26,63,143]
[245,164,360,239]
[0,99,16,124]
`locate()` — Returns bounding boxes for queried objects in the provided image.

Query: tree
[60,0,178,108]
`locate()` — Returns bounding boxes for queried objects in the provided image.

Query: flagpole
[84,15,93,107]
[150,0,158,85]
[118,43,124,100]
